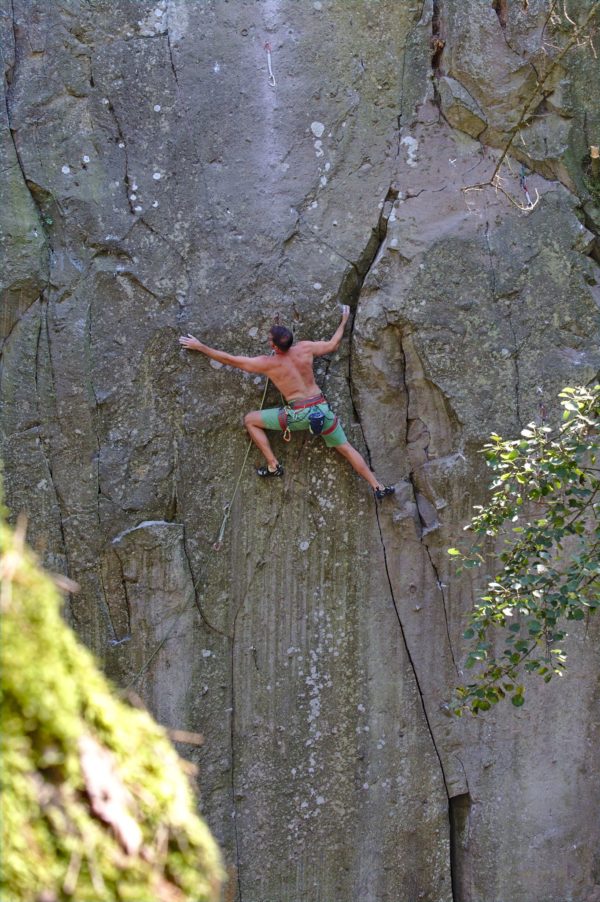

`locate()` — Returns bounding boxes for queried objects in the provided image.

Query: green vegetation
[449,385,600,714]
[0,509,223,901]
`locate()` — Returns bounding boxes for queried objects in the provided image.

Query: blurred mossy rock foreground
[0,513,223,902]
[1,1,600,901]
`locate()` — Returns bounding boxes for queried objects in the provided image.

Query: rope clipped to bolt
[519,165,532,207]
[264,41,276,87]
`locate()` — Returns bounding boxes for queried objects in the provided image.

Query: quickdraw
[519,165,532,206]
[278,408,291,442]
[264,41,276,88]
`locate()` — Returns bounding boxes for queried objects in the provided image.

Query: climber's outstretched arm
[179,334,269,374]
[305,305,350,357]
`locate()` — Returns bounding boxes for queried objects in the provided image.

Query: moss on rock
[0,513,223,902]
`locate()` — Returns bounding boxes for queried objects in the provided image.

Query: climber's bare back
[251,342,326,401]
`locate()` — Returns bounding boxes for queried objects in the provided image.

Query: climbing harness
[277,394,331,440]
[212,376,271,551]
[321,414,339,437]
[288,394,326,410]
[264,41,276,87]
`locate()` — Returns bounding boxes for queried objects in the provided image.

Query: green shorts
[260,402,348,448]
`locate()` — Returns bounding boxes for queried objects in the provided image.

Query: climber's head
[269,325,294,353]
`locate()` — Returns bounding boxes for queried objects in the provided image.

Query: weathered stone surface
[110,520,199,726]
[1,1,600,900]
[0,6,48,343]
[437,76,487,138]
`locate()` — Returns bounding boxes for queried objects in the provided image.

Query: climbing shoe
[374,484,395,500]
[257,463,284,478]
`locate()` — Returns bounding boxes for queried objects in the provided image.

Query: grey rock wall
[1,2,599,901]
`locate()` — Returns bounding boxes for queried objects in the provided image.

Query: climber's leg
[333,442,386,491]
[244,410,279,470]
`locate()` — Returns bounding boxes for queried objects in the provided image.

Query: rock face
[1,1,599,900]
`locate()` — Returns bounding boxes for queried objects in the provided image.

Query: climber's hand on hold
[179,334,203,352]
[341,304,350,324]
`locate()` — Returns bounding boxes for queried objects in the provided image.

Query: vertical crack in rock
[6,0,17,86]
[342,188,452,799]
[229,641,243,902]
[424,543,459,672]
[5,6,51,255]
[340,183,399,351]
[5,28,52,300]
[103,90,136,215]
[431,0,445,75]
[358,425,452,799]
[180,527,230,640]
[430,0,456,132]
[492,0,509,30]
[165,2,179,87]
[399,336,460,677]
[322,185,397,389]
[103,553,128,644]
[165,434,179,522]
[484,220,522,426]
[449,792,473,902]
[397,335,469,898]
[423,536,459,674]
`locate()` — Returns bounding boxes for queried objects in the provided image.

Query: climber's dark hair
[269,325,294,352]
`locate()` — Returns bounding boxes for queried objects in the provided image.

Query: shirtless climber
[178,307,395,499]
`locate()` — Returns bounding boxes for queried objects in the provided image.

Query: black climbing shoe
[374,484,395,500]
[257,463,284,478]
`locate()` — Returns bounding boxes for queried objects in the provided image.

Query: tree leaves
[449,385,600,715]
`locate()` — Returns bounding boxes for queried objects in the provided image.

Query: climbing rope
[264,41,276,87]
[212,376,271,551]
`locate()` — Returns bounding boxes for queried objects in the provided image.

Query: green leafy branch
[449,385,600,714]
